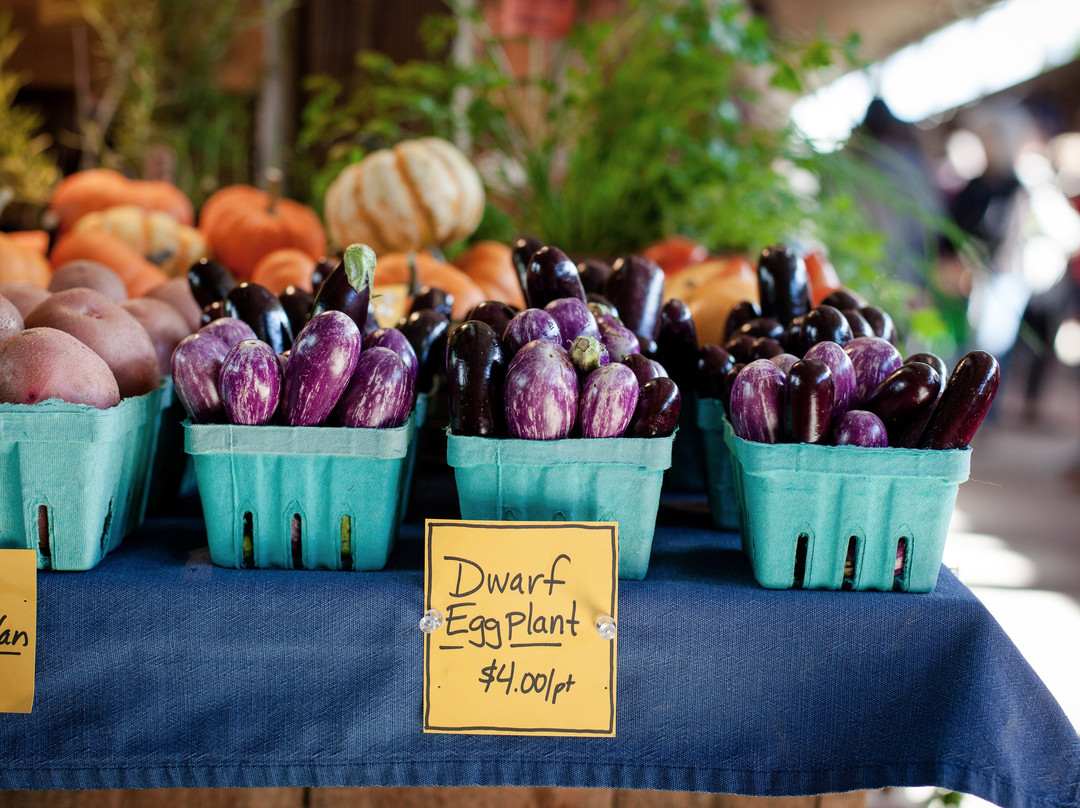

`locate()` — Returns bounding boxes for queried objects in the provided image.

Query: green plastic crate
[445,431,675,580]
[185,417,414,571]
[695,396,739,531]
[0,385,165,571]
[721,417,971,593]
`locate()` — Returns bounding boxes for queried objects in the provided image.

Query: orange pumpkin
[48,168,194,235]
[642,236,709,277]
[452,240,526,309]
[199,183,326,282]
[375,252,487,321]
[663,255,758,347]
[51,230,170,298]
[250,248,318,295]
[805,250,844,306]
[0,231,53,287]
[72,204,209,276]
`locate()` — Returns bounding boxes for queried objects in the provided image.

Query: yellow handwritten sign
[423,520,617,736]
[0,550,36,713]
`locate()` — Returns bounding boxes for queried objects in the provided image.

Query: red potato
[119,296,193,376]
[0,327,120,408]
[142,276,202,333]
[24,287,161,398]
[0,293,22,342]
[49,260,128,302]
[0,281,50,319]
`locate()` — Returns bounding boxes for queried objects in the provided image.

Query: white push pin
[419,608,444,633]
[595,615,617,640]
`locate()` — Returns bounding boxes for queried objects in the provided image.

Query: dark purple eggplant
[723,301,762,341]
[198,316,257,349]
[622,352,663,387]
[503,339,578,439]
[545,296,600,350]
[757,244,810,327]
[733,317,785,341]
[335,346,415,429]
[363,299,380,336]
[803,340,856,416]
[595,311,641,362]
[626,376,681,438]
[309,243,376,333]
[579,362,640,438]
[465,300,519,339]
[279,285,315,338]
[362,326,419,385]
[570,335,610,376]
[841,308,874,339]
[222,282,294,354]
[784,358,833,444]
[526,246,587,309]
[398,308,450,394]
[577,258,613,295]
[820,289,867,310]
[723,332,756,364]
[170,331,231,424]
[409,285,454,318]
[201,299,227,326]
[697,345,736,399]
[918,350,1000,450]
[860,305,897,344]
[729,358,785,443]
[310,255,338,293]
[783,313,806,355]
[833,410,888,448]
[602,254,666,345]
[283,310,362,427]
[219,339,281,426]
[843,336,904,406]
[769,353,800,374]
[750,336,784,360]
[503,308,562,357]
[863,362,942,447]
[654,298,699,388]
[446,320,507,437]
[188,258,236,309]
[511,235,545,303]
[797,305,853,353]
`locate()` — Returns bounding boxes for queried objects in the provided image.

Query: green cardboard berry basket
[185,416,414,571]
[0,384,166,571]
[695,396,740,531]
[445,431,675,580]
[720,416,971,593]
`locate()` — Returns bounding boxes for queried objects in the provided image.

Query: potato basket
[185,415,414,571]
[445,431,675,580]
[0,384,165,571]
[720,416,970,593]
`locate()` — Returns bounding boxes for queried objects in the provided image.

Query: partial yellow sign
[0,550,37,713]
[423,520,617,736]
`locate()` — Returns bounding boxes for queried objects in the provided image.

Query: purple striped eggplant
[918,350,1000,450]
[730,359,786,443]
[503,339,578,440]
[362,326,419,386]
[769,353,800,374]
[843,336,903,406]
[545,296,600,350]
[570,335,610,376]
[199,316,257,349]
[526,246,587,309]
[803,340,856,416]
[503,308,562,357]
[335,346,416,429]
[283,310,362,426]
[756,244,810,327]
[595,312,641,363]
[579,362,640,438]
[784,358,833,444]
[447,320,507,437]
[721,362,745,414]
[697,345,736,399]
[832,410,888,447]
[219,339,281,425]
[626,376,681,438]
[622,352,663,387]
[864,361,942,447]
[171,331,231,423]
[602,254,666,345]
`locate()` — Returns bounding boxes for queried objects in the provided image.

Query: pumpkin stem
[265,167,284,214]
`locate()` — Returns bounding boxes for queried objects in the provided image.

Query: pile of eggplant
[701,243,1000,450]
[446,240,682,440]
[171,243,424,429]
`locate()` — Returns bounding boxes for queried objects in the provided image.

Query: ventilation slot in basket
[793,534,809,589]
[241,512,254,569]
[99,499,114,553]
[842,536,859,591]
[340,516,353,571]
[37,505,51,566]
[291,514,303,569]
[893,536,909,591]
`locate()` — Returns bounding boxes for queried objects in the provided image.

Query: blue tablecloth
[1,457,1078,808]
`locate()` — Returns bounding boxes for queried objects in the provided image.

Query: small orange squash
[51,230,170,298]
[452,240,526,309]
[48,168,194,235]
[663,255,759,347]
[0,231,53,287]
[374,251,487,321]
[72,204,209,276]
[250,248,318,295]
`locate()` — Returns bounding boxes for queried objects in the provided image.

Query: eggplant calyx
[343,243,377,295]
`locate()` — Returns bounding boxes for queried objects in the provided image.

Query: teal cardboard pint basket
[445,432,674,580]
[0,385,165,571]
[721,417,970,593]
[696,396,739,531]
[185,418,414,571]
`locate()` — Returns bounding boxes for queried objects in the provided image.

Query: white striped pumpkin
[323,137,485,254]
